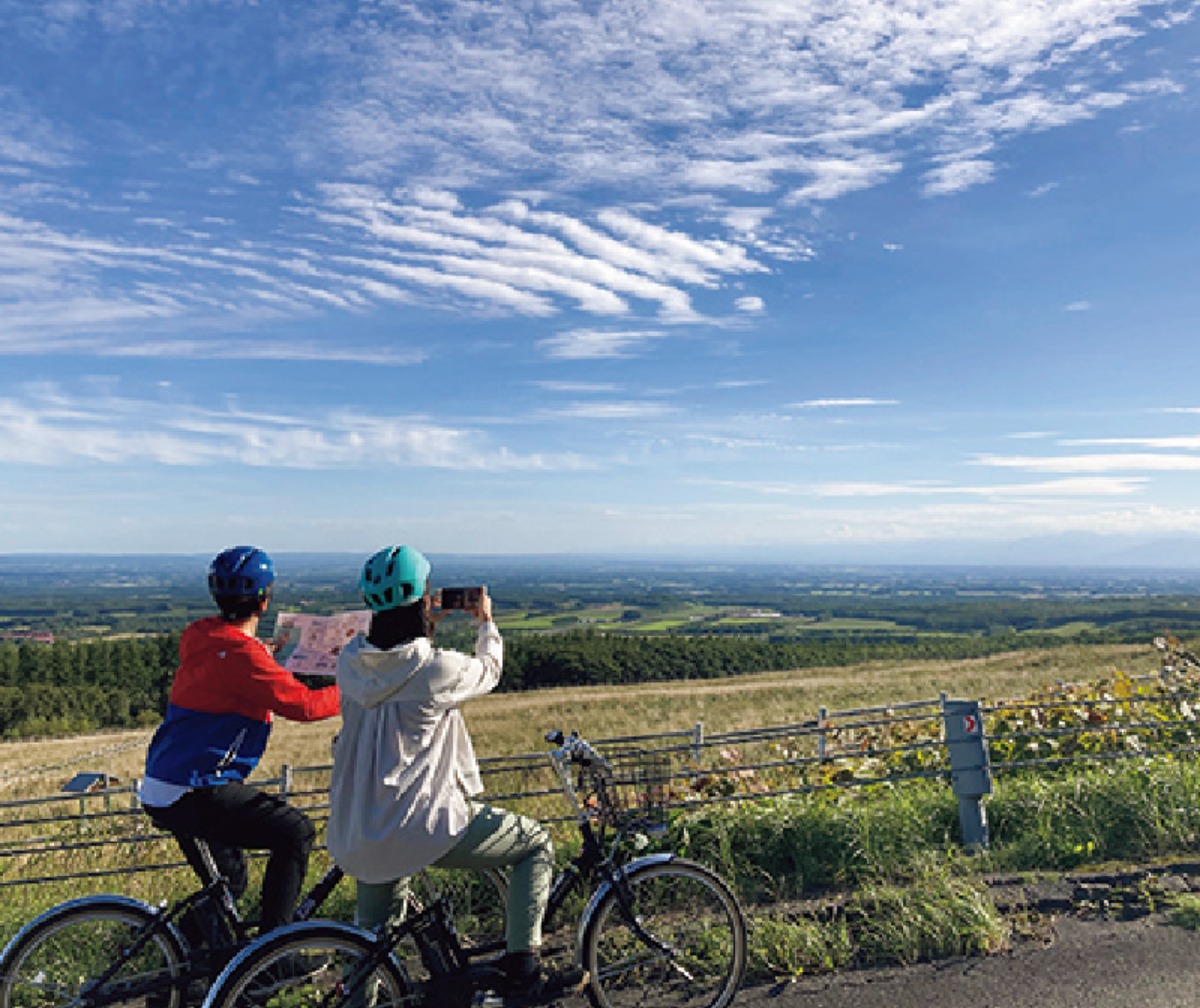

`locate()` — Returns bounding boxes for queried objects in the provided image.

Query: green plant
[1168,893,1200,930]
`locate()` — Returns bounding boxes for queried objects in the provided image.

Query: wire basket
[587,750,673,833]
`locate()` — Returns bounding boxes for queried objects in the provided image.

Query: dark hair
[214,589,271,622]
[367,601,433,650]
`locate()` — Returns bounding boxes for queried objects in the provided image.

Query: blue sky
[1,0,1199,562]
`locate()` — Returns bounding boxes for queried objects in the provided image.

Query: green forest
[0,621,1163,740]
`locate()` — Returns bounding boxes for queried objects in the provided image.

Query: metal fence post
[817,707,828,762]
[280,764,293,799]
[691,722,704,764]
[941,694,993,850]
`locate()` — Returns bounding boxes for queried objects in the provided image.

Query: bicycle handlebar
[545,728,610,769]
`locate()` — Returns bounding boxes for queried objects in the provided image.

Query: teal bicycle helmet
[360,546,431,611]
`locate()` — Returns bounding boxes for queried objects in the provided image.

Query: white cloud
[923,158,996,196]
[699,476,1147,498]
[1064,300,1093,311]
[310,1,1188,207]
[0,388,588,471]
[734,296,765,313]
[789,398,900,409]
[549,401,676,420]
[809,477,1147,497]
[533,381,621,393]
[1062,436,1200,449]
[314,188,766,322]
[976,452,1200,473]
[538,328,665,360]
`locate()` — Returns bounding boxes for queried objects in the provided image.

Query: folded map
[274,610,371,675]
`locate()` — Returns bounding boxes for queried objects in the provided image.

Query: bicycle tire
[0,896,189,1008]
[580,858,746,1008]
[205,921,416,1008]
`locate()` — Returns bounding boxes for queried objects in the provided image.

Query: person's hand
[474,586,493,623]
[427,591,448,629]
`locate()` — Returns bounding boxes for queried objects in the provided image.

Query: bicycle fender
[0,893,182,969]
[572,853,677,966]
[204,919,398,1007]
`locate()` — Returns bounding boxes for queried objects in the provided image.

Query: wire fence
[3,636,1199,893]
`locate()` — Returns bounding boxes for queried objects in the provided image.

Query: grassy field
[0,639,1161,802]
[0,640,1159,799]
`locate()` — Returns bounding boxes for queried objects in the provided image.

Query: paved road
[733,912,1200,1008]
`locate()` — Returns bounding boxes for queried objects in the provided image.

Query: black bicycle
[0,833,348,1008]
[201,728,747,1008]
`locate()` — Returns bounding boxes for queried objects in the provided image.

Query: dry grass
[0,641,1154,798]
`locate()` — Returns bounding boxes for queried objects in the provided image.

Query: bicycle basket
[587,750,672,833]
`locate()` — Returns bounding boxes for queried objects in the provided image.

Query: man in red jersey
[139,546,340,934]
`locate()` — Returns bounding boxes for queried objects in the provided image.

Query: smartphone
[438,586,483,611]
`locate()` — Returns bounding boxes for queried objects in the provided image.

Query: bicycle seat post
[173,834,243,952]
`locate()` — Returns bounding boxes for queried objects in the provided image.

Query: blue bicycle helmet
[360,546,431,612]
[208,546,275,599]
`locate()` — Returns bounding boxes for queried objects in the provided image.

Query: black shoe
[495,965,588,1007]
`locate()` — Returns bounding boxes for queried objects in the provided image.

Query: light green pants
[355,803,554,952]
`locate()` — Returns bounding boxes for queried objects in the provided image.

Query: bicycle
[0,832,347,1008]
[201,727,747,1008]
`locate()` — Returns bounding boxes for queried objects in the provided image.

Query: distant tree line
[0,635,179,738]
[499,627,1113,690]
[0,624,1146,740]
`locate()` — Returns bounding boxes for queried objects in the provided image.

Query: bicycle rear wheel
[205,922,415,1008]
[580,858,746,1008]
[0,896,189,1008]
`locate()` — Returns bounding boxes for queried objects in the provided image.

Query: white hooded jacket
[326,621,503,883]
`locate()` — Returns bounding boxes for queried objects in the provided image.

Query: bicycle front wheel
[580,858,746,1008]
[206,922,415,1008]
[0,896,188,1008]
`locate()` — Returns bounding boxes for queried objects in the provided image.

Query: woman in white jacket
[327,546,557,1002]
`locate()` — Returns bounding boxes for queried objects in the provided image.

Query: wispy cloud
[810,477,1147,497]
[533,381,621,394]
[0,387,588,471]
[538,328,666,360]
[699,476,1147,498]
[310,0,1187,211]
[789,398,901,409]
[1062,436,1200,449]
[976,452,1200,473]
[548,401,677,420]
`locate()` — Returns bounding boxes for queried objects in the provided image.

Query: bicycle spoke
[582,861,745,1008]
